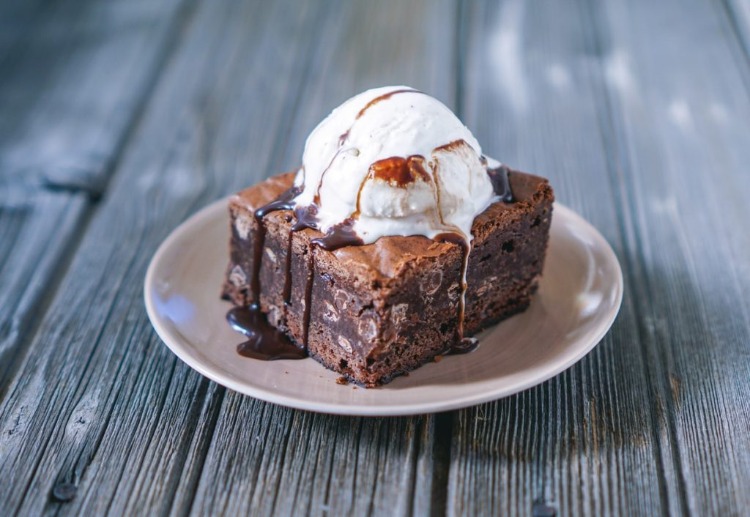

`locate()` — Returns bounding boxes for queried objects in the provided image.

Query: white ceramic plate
[145,199,622,416]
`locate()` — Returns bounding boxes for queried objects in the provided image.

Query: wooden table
[1,0,749,515]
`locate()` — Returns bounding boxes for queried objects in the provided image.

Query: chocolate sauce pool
[226,90,515,364]
[228,306,306,360]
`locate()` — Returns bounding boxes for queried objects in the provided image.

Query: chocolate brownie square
[223,170,553,386]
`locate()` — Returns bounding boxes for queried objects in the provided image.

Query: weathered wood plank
[0,190,88,394]
[591,0,750,513]
[188,405,433,516]
[4,1,746,515]
[0,0,455,515]
[449,0,750,515]
[448,0,680,514]
[0,0,187,193]
[0,0,305,512]
[0,0,192,396]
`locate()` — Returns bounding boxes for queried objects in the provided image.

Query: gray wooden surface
[0,0,748,515]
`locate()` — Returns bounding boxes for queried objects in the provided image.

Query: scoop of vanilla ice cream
[293,86,498,244]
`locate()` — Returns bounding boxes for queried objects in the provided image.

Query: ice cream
[291,86,502,245]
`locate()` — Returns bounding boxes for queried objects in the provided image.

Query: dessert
[222,86,554,387]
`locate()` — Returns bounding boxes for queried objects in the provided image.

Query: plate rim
[144,198,623,416]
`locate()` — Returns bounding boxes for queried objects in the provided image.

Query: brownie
[223,170,554,387]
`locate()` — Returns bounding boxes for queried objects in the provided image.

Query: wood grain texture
[0,0,190,396]
[592,0,750,513]
[0,0,312,512]
[448,1,671,515]
[0,191,87,393]
[0,0,454,515]
[449,0,750,515]
[0,0,187,193]
[1,0,748,515]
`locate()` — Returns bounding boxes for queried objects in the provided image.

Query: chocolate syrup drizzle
[227,89,515,362]
[356,88,423,119]
[482,157,514,203]
[229,186,305,360]
[312,88,423,207]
